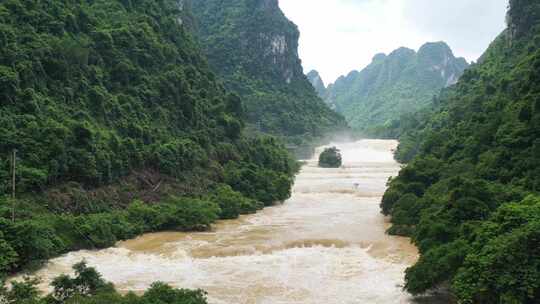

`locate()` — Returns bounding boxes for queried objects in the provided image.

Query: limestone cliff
[191,0,346,143]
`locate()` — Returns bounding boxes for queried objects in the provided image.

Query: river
[29,139,430,304]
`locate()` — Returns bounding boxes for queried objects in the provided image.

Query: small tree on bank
[318,147,342,168]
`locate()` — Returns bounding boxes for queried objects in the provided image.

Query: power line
[11,149,16,222]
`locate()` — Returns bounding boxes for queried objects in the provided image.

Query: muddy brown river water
[27,140,433,303]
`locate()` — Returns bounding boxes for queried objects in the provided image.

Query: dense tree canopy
[0,0,246,193]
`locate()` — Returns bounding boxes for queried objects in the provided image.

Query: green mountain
[0,0,297,276]
[306,70,327,99]
[381,1,540,302]
[326,42,468,134]
[190,0,347,146]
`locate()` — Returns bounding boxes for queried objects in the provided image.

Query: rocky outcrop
[417,42,468,87]
[306,70,327,99]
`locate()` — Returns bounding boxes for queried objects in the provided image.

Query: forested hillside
[325,42,468,135]
[0,0,298,284]
[191,0,347,146]
[382,0,540,302]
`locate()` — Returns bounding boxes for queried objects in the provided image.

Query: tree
[0,277,40,304]
[318,147,342,168]
[0,232,17,273]
[50,261,113,303]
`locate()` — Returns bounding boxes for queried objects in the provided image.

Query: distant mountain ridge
[315,42,469,133]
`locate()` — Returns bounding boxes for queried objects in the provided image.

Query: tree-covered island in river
[318,147,342,168]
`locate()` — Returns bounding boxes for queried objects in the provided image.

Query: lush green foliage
[382,1,540,301]
[325,42,468,134]
[208,185,262,219]
[0,197,217,273]
[0,0,299,278]
[452,196,540,303]
[191,0,347,146]
[221,137,297,206]
[0,262,208,304]
[318,147,342,168]
[0,0,242,192]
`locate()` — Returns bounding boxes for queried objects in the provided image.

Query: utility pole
[11,149,16,222]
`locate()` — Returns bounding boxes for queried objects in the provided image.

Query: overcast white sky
[279,0,509,85]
